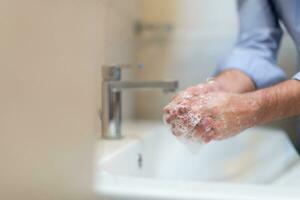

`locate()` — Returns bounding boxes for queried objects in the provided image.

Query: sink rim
[96,171,300,200]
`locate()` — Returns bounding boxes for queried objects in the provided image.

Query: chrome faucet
[101,64,178,139]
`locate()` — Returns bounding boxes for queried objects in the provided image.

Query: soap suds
[163,92,205,152]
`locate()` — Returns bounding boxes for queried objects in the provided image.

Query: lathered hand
[164,91,260,143]
[163,80,222,125]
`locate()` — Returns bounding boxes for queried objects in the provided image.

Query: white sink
[95,121,300,200]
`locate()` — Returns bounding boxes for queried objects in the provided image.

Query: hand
[163,80,223,125]
[164,69,256,123]
[192,92,260,142]
[164,92,261,143]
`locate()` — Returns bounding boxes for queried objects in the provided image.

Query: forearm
[214,69,256,93]
[251,80,300,124]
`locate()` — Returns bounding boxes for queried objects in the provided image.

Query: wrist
[243,90,268,126]
[214,69,256,93]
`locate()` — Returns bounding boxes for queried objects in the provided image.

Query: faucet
[101,64,178,139]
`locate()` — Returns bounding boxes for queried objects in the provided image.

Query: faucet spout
[101,64,178,139]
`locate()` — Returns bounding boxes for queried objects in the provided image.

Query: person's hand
[191,92,260,142]
[164,92,261,143]
[163,79,223,125]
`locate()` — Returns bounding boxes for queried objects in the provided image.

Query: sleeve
[215,0,287,89]
[293,73,300,81]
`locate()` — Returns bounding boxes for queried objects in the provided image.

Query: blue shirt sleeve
[215,0,287,89]
[293,72,300,81]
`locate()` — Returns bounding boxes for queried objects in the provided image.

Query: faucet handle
[102,64,144,81]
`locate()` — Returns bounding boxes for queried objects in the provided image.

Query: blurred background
[0,0,298,199]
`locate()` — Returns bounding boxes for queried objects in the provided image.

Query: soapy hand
[164,79,223,124]
[164,91,260,143]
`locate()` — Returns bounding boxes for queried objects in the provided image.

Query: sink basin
[95,122,300,200]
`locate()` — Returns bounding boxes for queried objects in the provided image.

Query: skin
[164,69,300,143]
[252,79,300,124]
[213,69,256,93]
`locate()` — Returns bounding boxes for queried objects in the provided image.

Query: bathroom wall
[134,0,298,121]
[0,0,139,199]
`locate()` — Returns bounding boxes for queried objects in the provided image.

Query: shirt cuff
[293,72,300,81]
[215,49,287,89]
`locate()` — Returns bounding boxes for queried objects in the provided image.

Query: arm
[253,80,300,124]
[163,0,288,141]
[167,0,286,104]
[193,80,300,142]
[165,0,285,115]
[216,0,286,89]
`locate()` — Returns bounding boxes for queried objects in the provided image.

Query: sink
[95,121,300,200]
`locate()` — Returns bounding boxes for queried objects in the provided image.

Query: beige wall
[0,0,139,199]
[134,0,298,120]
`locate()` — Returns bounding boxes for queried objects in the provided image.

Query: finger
[194,117,216,142]
[164,113,177,124]
[194,123,206,138]
[202,130,215,143]
[165,104,191,122]
[165,105,182,121]
[195,125,213,143]
[201,116,215,131]
[170,124,183,137]
[177,106,190,115]
[163,104,178,117]
[163,104,172,113]
[209,119,230,140]
[203,125,219,142]
[194,124,213,143]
